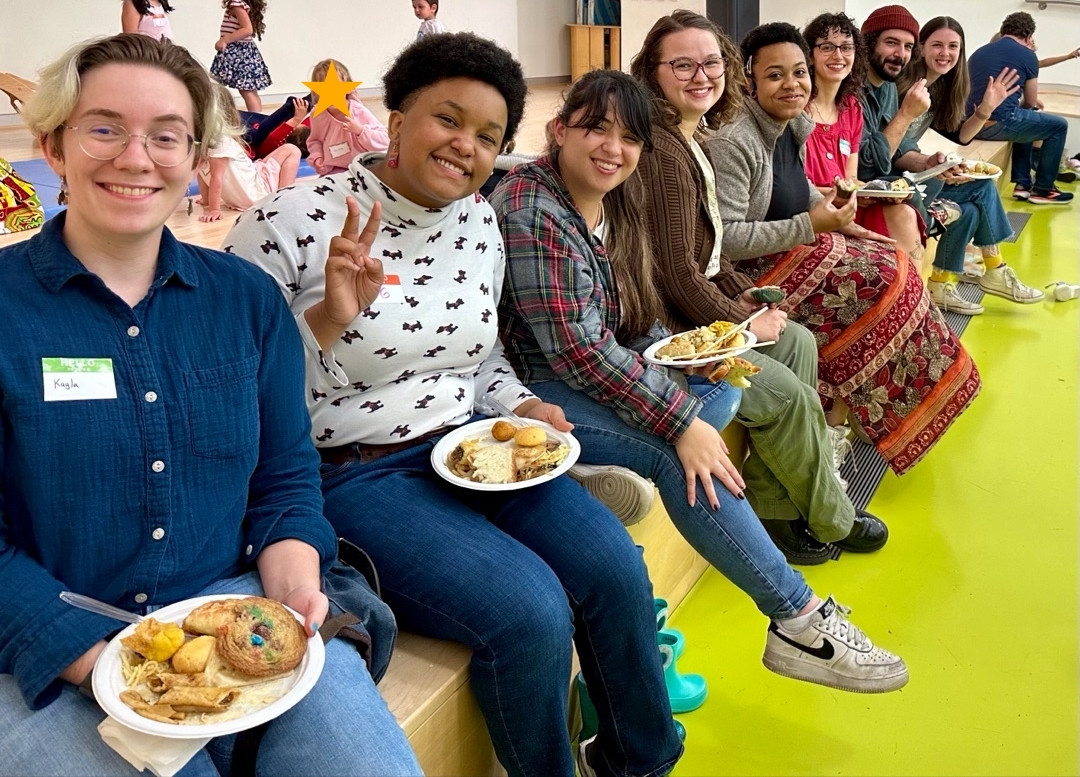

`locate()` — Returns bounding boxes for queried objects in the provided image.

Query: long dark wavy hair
[222,0,265,40]
[802,12,867,105]
[128,0,176,13]
[896,16,970,133]
[546,70,664,340]
[629,10,746,134]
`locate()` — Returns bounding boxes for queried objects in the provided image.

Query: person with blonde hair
[306,58,388,175]
[0,33,420,776]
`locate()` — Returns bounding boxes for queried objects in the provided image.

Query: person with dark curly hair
[802,12,926,272]
[225,32,682,777]
[629,11,891,564]
[707,20,981,476]
[966,11,1073,203]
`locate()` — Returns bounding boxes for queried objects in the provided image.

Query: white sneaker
[576,736,598,777]
[927,280,984,316]
[827,425,852,492]
[569,464,655,526]
[763,596,909,693]
[977,264,1044,304]
[1046,281,1080,302]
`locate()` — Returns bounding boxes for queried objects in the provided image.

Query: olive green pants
[736,321,854,542]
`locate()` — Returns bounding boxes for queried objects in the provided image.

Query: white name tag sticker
[328,141,351,158]
[42,358,117,401]
[373,274,405,305]
[839,138,852,157]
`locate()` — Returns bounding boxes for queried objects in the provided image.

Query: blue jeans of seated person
[974,107,1068,194]
[933,177,1014,273]
[319,438,682,777]
[529,377,814,620]
[0,572,420,777]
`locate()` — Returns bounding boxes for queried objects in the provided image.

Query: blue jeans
[975,107,1069,194]
[529,378,813,620]
[319,438,681,777]
[933,178,1014,273]
[0,573,421,777]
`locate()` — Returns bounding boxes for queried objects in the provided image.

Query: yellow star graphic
[303,62,362,117]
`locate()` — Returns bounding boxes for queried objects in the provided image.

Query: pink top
[307,96,389,173]
[804,93,863,186]
[136,0,173,40]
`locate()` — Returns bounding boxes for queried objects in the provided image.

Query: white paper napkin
[98,717,210,777]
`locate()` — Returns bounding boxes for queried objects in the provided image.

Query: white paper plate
[430,417,580,492]
[643,329,758,368]
[93,594,325,739]
[856,187,913,199]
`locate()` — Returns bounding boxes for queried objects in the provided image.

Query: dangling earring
[57,175,68,206]
[387,141,399,169]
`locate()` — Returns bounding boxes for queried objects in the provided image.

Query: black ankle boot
[762,519,841,565]
[834,508,889,552]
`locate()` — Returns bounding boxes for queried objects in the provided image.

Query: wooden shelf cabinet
[568,24,621,81]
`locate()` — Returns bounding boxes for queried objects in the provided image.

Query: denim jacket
[0,215,336,709]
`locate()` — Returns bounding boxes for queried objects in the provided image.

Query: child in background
[307,59,389,175]
[210,0,270,111]
[413,0,447,38]
[197,85,300,221]
[120,0,174,40]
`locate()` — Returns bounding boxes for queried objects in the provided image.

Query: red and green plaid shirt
[491,157,699,444]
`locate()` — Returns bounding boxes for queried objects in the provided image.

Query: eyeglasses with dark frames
[63,122,199,167]
[813,43,856,55]
[664,56,727,81]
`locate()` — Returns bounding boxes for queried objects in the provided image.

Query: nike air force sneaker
[762,596,908,693]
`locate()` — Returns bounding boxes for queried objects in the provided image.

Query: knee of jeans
[478,580,574,663]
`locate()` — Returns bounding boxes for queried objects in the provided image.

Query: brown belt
[318,427,450,466]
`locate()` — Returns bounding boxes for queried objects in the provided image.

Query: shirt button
[826,152,834,159]
[127,326,140,337]
[151,460,165,472]
[134,593,148,604]
[245,545,254,556]
[152,527,165,540]
[145,391,158,403]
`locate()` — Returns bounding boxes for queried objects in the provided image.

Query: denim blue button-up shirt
[0,215,335,709]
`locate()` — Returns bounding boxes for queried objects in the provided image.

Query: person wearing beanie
[856,4,941,184]
[965,12,1073,204]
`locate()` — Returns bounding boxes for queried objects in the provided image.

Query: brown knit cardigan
[632,119,756,333]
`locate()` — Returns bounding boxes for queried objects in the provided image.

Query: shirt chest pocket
[183,355,260,459]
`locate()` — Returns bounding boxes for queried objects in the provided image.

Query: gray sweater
[705,96,823,261]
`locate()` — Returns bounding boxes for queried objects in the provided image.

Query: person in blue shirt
[0,33,420,776]
[966,11,1073,204]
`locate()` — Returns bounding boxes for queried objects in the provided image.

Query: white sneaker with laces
[927,280,984,316]
[1047,281,1080,302]
[569,464,655,526]
[977,264,1044,303]
[576,736,598,777]
[827,425,852,492]
[763,596,909,693]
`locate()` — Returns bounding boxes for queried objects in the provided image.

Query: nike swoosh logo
[771,625,836,660]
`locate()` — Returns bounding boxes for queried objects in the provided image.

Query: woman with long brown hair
[493,67,908,702]
[627,10,889,562]
[895,16,1043,307]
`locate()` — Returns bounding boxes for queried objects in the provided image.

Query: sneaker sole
[568,469,655,526]
[762,653,909,693]
[978,286,1044,304]
[939,304,984,315]
[1028,198,1073,205]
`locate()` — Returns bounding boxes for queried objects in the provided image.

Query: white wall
[0,0,523,117]
[620,0,706,70]
[518,0,577,78]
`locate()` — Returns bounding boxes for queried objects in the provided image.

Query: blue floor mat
[13,157,317,221]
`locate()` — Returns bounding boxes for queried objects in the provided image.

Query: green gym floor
[668,192,1079,776]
